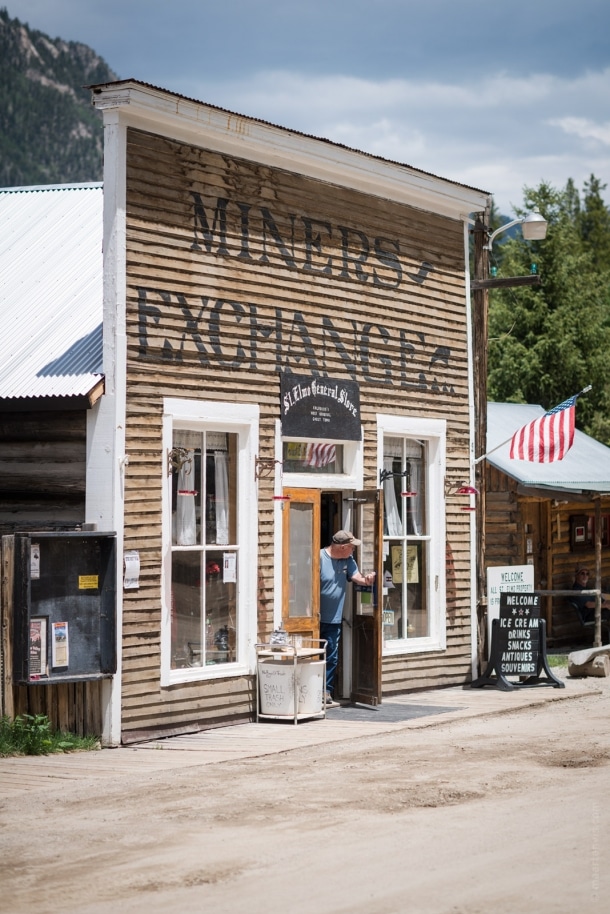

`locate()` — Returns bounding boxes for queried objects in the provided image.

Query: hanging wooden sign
[280,371,361,440]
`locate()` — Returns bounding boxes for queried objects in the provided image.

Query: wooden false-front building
[3,81,492,745]
[486,402,610,644]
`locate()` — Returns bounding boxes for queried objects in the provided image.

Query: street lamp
[484,211,548,250]
[471,208,548,673]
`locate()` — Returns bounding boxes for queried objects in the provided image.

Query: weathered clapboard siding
[118,126,474,738]
[383,651,470,694]
[485,466,520,568]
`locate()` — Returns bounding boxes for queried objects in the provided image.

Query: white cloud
[185,67,610,214]
[9,0,610,214]
[549,117,610,146]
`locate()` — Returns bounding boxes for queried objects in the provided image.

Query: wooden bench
[566,598,610,645]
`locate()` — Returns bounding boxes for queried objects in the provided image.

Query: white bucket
[297,660,325,714]
[258,659,295,715]
[258,658,325,716]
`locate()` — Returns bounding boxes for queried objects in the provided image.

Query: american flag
[305,442,336,468]
[509,395,577,462]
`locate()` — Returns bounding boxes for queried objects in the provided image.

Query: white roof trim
[91,81,491,221]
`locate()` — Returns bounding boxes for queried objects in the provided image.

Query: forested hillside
[0,7,118,186]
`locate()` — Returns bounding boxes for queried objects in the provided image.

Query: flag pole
[474,385,592,466]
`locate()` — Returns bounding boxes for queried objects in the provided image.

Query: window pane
[282,441,344,474]
[382,437,403,536]
[406,542,429,637]
[172,551,202,668]
[382,436,429,642]
[172,433,201,546]
[205,550,237,665]
[288,502,313,618]
[382,541,429,642]
[205,433,237,545]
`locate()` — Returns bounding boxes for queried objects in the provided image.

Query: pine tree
[578,175,610,272]
[487,178,610,445]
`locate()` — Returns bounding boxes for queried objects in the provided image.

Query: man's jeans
[320,621,342,696]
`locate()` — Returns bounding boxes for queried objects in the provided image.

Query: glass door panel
[282,488,320,642]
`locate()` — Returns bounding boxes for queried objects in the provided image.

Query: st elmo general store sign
[280,372,361,440]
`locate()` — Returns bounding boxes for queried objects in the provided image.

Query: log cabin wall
[485,464,520,568]
[120,126,475,740]
[0,414,103,735]
[485,462,610,643]
[549,498,610,642]
[0,410,86,533]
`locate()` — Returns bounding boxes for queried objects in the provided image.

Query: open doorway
[281,487,382,704]
[321,489,382,704]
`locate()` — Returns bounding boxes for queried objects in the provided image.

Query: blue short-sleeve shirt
[319,548,358,624]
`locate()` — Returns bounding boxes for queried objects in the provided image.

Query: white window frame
[279,433,364,491]
[377,414,447,655]
[160,398,259,686]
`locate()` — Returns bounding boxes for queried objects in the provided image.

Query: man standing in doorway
[320,530,376,706]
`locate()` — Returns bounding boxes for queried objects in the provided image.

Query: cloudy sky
[11,0,610,216]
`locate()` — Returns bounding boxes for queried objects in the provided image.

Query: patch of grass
[547,653,570,668]
[0,714,100,757]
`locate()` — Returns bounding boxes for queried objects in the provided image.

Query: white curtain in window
[176,452,197,545]
[383,456,402,536]
[214,451,229,544]
[409,458,423,535]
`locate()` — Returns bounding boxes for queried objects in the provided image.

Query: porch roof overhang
[487,403,610,500]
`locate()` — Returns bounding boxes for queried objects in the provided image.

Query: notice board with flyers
[12,531,117,684]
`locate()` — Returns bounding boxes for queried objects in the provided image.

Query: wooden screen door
[281,488,321,643]
[349,488,383,705]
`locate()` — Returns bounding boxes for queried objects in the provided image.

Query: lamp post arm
[483,217,523,251]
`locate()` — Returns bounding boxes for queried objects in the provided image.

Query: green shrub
[0,714,99,757]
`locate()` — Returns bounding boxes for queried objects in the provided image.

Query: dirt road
[1,670,609,914]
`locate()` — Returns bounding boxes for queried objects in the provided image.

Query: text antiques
[472,593,564,691]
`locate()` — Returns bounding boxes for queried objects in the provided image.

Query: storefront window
[377,416,446,653]
[170,430,238,669]
[382,437,429,640]
[282,440,344,474]
[162,399,258,685]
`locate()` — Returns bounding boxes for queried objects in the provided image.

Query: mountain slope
[0,7,118,186]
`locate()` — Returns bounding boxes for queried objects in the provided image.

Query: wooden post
[594,495,602,647]
[1,535,15,719]
[472,212,490,672]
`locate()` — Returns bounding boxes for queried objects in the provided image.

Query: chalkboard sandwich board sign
[471,592,564,690]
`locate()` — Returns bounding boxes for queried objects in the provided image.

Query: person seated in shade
[571,564,610,625]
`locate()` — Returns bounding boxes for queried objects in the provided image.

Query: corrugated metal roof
[487,402,610,494]
[0,183,103,402]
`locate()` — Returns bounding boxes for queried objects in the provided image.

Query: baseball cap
[332,530,361,546]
